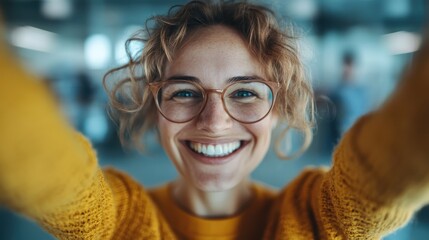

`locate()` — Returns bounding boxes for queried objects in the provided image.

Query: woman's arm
[0,37,116,238]
[317,33,429,238]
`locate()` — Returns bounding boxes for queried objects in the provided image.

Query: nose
[196,93,233,132]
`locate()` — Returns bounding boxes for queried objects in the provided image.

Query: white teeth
[189,141,241,157]
[207,145,215,155]
[215,145,222,155]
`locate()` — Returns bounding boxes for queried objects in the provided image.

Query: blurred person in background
[0,1,428,239]
[330,51,371,146]
[75,71,96,131]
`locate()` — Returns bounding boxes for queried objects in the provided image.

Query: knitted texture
[1,36,429,239]
[104,169,177,240]
[147,181,276,240]
[38,168,116,239]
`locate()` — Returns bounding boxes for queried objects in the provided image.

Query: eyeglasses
[148,79,280,124]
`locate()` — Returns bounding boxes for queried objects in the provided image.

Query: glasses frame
[148,79,280,124]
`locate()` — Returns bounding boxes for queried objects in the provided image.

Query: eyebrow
[166,75,200,82]
[166,75,263,83]
[227,75,262,83]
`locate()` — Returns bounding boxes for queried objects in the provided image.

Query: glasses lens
[224,81,274,123]
[157,81,204,122]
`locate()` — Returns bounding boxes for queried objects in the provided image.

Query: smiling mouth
[187,141,242,158]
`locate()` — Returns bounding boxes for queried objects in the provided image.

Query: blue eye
[232,90,256,98]
[170,90,203,102]
[174,91,197,98]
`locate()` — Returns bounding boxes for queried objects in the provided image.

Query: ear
[271,112,279,130]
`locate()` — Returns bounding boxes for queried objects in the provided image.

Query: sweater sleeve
[103,168,177,240]
[0,41,116,238]
[316,36,429,238]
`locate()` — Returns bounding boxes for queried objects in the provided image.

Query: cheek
[156,114,190,156]
[157,117,185,169]
[157,115,178,147]
[247,118,275,159]
[157,115,168,141]
[254,126,272,153]
[251,116,276,143]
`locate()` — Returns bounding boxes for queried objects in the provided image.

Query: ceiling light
[383,31,421,55]
[10,26,57,52]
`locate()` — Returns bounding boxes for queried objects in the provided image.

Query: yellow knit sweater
[1,39,429,239]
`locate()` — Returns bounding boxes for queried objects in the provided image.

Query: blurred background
[0,0,428,239]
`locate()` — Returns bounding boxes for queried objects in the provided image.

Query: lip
[181,140,249,165]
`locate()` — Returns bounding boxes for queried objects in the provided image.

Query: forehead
[164,25,265,85]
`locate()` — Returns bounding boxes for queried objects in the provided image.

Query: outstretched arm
[0,33,116,238]
[318,31,429,238]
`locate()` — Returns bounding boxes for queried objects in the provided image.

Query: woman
[1,1,428,239]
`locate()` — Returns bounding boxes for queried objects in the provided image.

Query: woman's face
[157,25,278,191]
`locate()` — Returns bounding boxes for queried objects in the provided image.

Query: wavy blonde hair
[103,0,315,159]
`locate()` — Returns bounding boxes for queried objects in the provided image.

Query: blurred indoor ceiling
[1,0,427,36]
[0,0,427,73]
